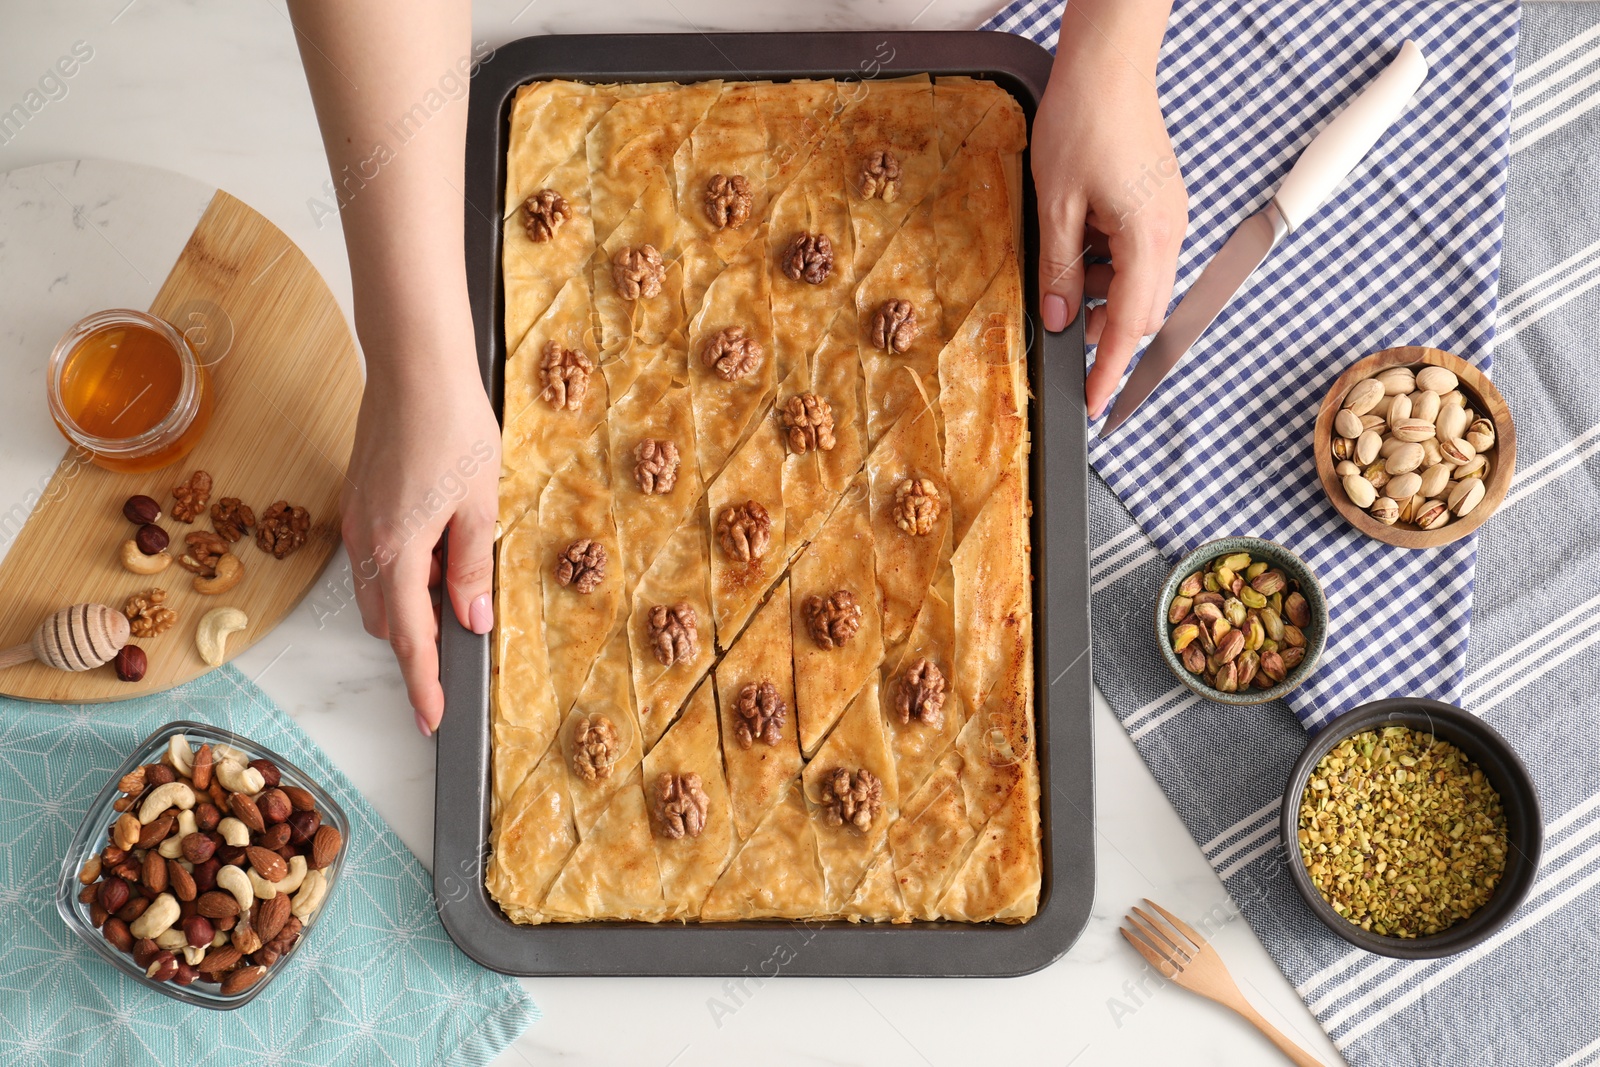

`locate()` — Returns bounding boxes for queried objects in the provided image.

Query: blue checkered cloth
[986,2,1600,1064]
[987,0,1519,730]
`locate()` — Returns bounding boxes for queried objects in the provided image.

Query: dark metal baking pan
[438,29,1094,977]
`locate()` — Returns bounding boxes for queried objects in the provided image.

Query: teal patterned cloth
[0,666,536,1066]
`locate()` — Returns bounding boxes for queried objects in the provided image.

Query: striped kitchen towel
[985,1,1600,1063]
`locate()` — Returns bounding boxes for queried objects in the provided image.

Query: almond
[137,813,175,850]
[191,743,214,791]
[282,785,316,812]
[220,964,266,996]
[141,851,167,894]
[309,824,341,870]
[253,892,291,943]
[196,890,240,919]
[229,793,264,833]
[166,858,197,902]
[246,846,286,883]
[196,944,241,974]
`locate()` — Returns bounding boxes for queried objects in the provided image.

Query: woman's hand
[1033,0,1189,419]
[341,328,500,737]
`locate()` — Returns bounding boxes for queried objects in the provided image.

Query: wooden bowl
[1313,346,1516,549]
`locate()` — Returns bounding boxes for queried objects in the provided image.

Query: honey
[48,309,213,473]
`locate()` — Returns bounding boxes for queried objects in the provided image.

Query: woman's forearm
[286,0,476,384]
[1055,0,1174,79]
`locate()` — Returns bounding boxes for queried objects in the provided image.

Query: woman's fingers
[1038,196,1087,332]
[444,501,497,635]
[379,545,444,736]
[1084,262,1114,302]
[1085,227,1164,420]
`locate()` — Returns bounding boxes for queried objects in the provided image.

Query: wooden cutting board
[0,186,361,702]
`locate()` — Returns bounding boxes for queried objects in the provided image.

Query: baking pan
[437,29,1094,977]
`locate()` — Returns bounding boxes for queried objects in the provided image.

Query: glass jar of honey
[47,309,214,473]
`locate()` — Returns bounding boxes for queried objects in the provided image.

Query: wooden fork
[1120,899,1326,1067]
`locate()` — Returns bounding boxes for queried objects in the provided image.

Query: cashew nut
[215,759,265,795]
[216,864,254,915]
[119,539,172,575]
[193,553,245,595]
[195,606,248,666]
[290,868,327,920]
[275,854,308,895]
[211,929,228,948]
[216,816,251,848]
[138,782,196,824]
[165,734,195,777]
[155,927,188,951]
[213,743,251,765]
[249,869,278,900]
[182,945,206,966]
[129,893,180,939]
[158,808,198,858]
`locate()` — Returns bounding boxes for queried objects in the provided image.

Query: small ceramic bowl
[1281,698,1542,958]
[1313,346,1516,549]
[1155,536,1327,705]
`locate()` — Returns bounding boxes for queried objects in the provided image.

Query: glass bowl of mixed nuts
[55,721,348,1008]
[1313,346,1517,548]
[1156,536,1327,705]
[1280,698,1542,959]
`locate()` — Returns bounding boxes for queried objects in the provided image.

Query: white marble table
[0,3,1345,1064]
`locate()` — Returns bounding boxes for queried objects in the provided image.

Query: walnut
[554,538,606,594]
[733,681,786,749]
[780,231,833,285]
[714,501,772,563]
[780,393,835,455]
[633,439,680,495]
[124,588,177,638]
[538,341,594,412]
[611,244,665,300]
[571,715,620,783]
[895,658,946,728]
[703,173,752,229]
[857,149,902,202]
[652,772,709,840]
[171,471,212,522]
[210,498,255,543]
[821,768,883,832]
[256,501,311,559]
[803,590,862,650]
[701,326,762,382]
[648,603,697,667]
[892,477,941,536]
[179,530,229,576]
[871,299,919,353]
[521,188,570,242]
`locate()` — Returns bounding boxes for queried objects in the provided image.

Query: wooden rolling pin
[0,604,130,671]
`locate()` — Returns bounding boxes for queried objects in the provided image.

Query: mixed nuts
[1167,549,1314,694]
[108,471,308,681]
[1328,363,1497,533]
[76,733,342,994]
[1297,726,1508,938]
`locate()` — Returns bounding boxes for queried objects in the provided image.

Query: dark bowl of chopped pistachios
[1156,536,1327,705]
[1282,699,1542,958]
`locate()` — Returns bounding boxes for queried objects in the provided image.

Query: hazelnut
[180,832,215,864]
[183,915,214,948]
[123,495,162,525]
[98,877,130,914]
[257,789,291,824]
[134,524,170,555]
[146,951,179,983]
[131,937,161,969]
[194,802,221,832]
[113,646,148,683]
[102,917,134,952]
[172,962,198,986]
[249,759,283,789]
[286,809,321,846]
[259,822,292,850]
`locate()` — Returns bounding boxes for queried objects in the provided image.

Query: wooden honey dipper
[0,604,130,671]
